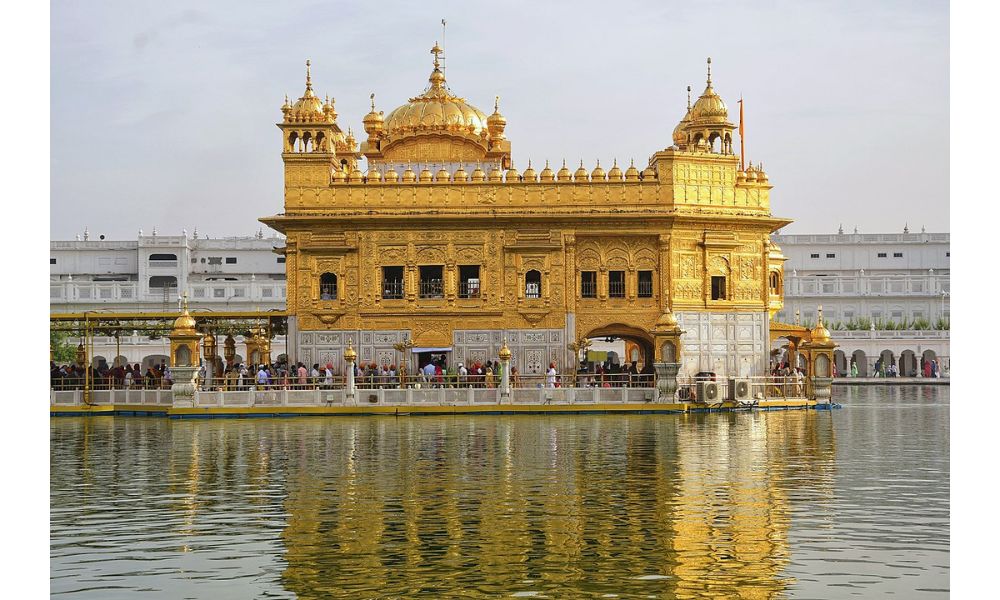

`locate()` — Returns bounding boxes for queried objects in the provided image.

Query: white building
[50,228,951,377]
[50,230,289,368]
[771,228,950,376]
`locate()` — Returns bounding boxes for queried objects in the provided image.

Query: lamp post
[202,331,217,389]
[344,338,357,403]
[393,336,414,388]
[224,334,236,367]
[567,337,592,387]
[498,338,512,402]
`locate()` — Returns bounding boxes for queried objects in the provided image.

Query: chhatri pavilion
[260,45,790,378]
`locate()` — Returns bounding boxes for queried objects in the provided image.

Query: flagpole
[739,96,745,171]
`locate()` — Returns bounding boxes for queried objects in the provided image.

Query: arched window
[149,275,177,289]
[525,270,541,299]
[320,273,337,300]
[769,272,781,293]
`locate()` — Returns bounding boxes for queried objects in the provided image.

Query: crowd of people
[50,361,172,390]
[51,356,664,392]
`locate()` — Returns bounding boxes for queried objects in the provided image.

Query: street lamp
[393,336,415,388]
[567,337,593,387]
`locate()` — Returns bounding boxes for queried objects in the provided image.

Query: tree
[50,330,78,364]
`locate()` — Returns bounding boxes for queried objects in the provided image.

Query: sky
[50,0,949,239]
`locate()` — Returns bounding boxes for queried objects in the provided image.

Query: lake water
[50,386,949,598]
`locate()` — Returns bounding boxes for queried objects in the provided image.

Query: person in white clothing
[546,362,558,388]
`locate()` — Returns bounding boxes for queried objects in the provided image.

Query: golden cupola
[362,93,385,139]
[362,43,512,167]
[487,96,507,140]
[672,86,693,149]
[683,58,736,154]
[278,60,352,161]
[286,60,330,124]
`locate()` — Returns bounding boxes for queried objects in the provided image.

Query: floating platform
[51,398,819,419]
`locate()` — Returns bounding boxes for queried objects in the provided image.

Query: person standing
[546,362,558,388]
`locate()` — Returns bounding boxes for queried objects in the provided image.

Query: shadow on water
[51,385,948,599]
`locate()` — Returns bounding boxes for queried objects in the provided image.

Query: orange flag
[738,97,745,171]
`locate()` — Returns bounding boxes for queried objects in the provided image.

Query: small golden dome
[757,164,768,183]
[498,339,512,361]
[287,61,330,123]
[362,93,384,137]
[810,308,831,344]
[348,166,364,183]
[471,164,486,182]
[171,297,197,335]
[332,167,346,183]
[366,168,382,184]
[323,95,337,121]
[522,160,537,182]
[402,165,417,183]
[344,338,357,362]
[736,169,747,183]
[557,160,572,182]
[505,164,520,182]
[624,159,640,181]
[384,167,399,183]
[590,160,606,181]
[641,165,656,180]
[436,167,450,182]
[345,129,357,150]
[574,160,589,181]
[690,58,728,122]
[607,159,623,181]
[488,165,503,182]
[746,164,758,182]
[419,167,433,183]
[539,160,555,182]
[453,165,468,182]
[487,96,507,139]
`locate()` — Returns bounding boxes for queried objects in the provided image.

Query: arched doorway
[581,324,655,386]
[834,350,848,377]
[851,350,868,377]
[899,350,917,377]
[921,349,938,377]
[876,350,895,376]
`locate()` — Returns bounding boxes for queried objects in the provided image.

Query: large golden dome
[383,60,488,137]
[365,43,511,165]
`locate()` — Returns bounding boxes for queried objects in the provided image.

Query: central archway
[581,323,655,369]
[580,323,656,387]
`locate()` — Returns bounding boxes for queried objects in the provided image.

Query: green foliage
[934,317,950,330]
[49,329,78,363]
[829,320,845,331]
[911,317,931,330]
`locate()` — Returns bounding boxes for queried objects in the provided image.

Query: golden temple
[261,45,790,378]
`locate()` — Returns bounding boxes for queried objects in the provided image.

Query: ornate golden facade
[261,48,790,377]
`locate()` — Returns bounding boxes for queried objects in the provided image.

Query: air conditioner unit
[697,381,720,403]
[730,378,752,402]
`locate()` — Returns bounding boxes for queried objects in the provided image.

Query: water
[51,386,949,598]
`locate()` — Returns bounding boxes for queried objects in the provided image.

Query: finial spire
[706,57,712,86]
[370,92,376,111]
[687,85,692,109]
[431,41,442,69]
[305,59,312,91]
[494,95,500,112]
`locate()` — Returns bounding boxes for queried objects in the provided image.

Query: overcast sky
[50,0,948,239]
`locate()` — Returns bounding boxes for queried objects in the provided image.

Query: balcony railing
[419,280,444,299]
[458,281,480,298]
[581,281,597,298]
[787,274,950,297]
[382,281,405,299]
